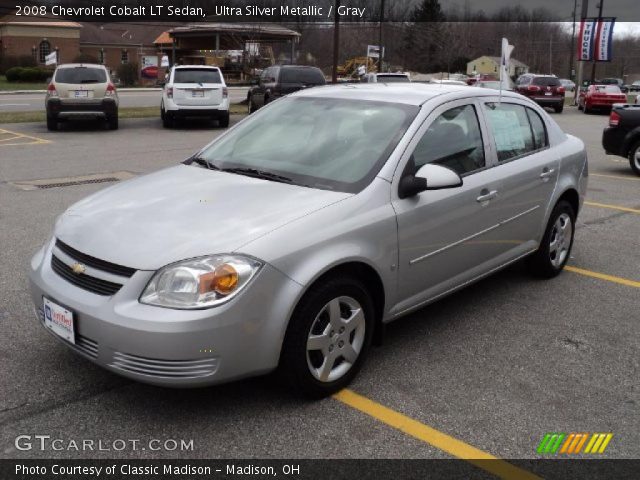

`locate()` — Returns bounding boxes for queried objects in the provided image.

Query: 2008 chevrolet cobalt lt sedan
[30,84,588,397]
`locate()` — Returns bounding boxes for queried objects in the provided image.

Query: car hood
[55,165,351,270]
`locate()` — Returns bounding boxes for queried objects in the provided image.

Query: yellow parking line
[0,127,50,145]
[584,201,640,214]
[334,389,541,480]
[565,266,640,288]
[591,173,640,181]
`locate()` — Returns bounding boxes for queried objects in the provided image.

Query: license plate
[545,92,552,96]
[192,90,205,98]
[74,90,89,98]
[43,297,75,344]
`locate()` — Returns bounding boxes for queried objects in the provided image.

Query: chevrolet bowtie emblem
[71,263,86,274]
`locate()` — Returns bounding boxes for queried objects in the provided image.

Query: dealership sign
[577,18,616,62]
[594,18,615,62]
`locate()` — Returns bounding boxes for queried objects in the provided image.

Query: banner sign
[594,17,616,62]
[45,51,58,65]
[366,44,384,59]
[577,18,597,61]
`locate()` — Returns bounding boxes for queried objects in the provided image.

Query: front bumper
[46,98,118,119]
[29,239,302,387]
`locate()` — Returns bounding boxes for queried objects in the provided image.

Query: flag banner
[577,18,597,61]
[45,51,58,65]
[366,45,384,59]
[594,18,616,62]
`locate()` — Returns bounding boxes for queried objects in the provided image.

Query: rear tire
[554,103,564,113]
[218,112,230,128]
[628,140,640,176]
[279,276,374,398]
[248,97,256,114]
[107,114,118,130]
[527,200,575,278]
[46,115,58,131]
[583,103,590,114]
[162,110,174,128]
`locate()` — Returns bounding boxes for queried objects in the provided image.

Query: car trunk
[173,83,224,106]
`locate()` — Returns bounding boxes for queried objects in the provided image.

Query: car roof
[56,63,106,69]
[173,65,220,69]
[292,83,521,106]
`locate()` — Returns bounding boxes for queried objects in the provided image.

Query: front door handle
[476,189,498,203]
[540,168,556,180]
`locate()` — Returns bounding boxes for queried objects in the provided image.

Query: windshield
[55,67,106,84]
[174,69,221,84]
[377,75,410,83]
[594,85,622,93]
[197,97,417,193]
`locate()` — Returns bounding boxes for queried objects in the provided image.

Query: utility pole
[331,0,340,83]
[549,35,553,75]
[591,0,604,82]
[378,0,385,73]
[569,0,578,79]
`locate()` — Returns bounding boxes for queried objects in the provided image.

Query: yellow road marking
[565,266,640,288]
[585,201,640,214]
[334,389,541,480]
[0,127,50,146]
[591,173,640,181]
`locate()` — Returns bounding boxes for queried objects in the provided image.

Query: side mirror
[398,164,462,199]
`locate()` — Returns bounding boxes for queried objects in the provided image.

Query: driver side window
[412,104,485,176]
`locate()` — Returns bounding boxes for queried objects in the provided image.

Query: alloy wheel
[549,213,572,268]
[306,296,366,383]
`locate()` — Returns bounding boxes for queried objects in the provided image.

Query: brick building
[0,15,81,66]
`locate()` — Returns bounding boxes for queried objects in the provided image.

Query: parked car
[30,84,587,397]
[248,65,326,113]
[559,79,576,92]
[514,75,565,113]
[429,79,467,86]
[602,103,640,175]
[45,63,118,131]
[161,65,229,128]
[362,72,411,83]
[599,77,628,93]
[466,74,497,86]
[141,65,159,79]
[577,84,627,113]
[629,80,640,93]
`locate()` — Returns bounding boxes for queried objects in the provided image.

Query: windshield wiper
[221,167,293,184]
[188,155,220,170]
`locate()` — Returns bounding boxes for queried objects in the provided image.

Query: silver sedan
[29,84,587,397]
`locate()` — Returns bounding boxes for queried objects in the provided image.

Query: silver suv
[45,64,119,131]
[30,84,587,397]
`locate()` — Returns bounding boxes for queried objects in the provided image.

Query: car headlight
[140,255,262,309]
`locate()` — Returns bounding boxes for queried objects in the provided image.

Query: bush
[117,63,139,87]
[5,66,51,82]
[0,55,37,74]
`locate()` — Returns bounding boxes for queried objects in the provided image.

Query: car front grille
[110,351,219,379]
[55,239,136,277]
[51,255,123,296]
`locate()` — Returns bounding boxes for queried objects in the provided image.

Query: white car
[161,66,230,128]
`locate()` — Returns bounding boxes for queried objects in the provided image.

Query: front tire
[527,200,575,278]
[628,140,640,176]
[279,277,374,398]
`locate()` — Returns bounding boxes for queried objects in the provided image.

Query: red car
[515,75,565,113]
[578,85,627,114]
[141,65,159,79]
[466,74,497,86]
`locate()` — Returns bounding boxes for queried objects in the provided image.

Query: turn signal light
[557,86,565,94]
[105,83,116,96]
[222,86,228,98]
[609,111,621,127]
[47,83,58,97]
[198,264,239,295]
[528,85,541,92]
[166,87,173,98]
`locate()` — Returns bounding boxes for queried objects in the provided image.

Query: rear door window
[483,103,535,161]
[526,108,548,150]
[174,69,221,84]
[279,68,325,85]
[55,67,106,84]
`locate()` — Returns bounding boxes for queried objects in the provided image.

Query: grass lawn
[0,104,247,124]
[0,75,47,91]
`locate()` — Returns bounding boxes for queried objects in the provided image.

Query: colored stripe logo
[537,433,613,454]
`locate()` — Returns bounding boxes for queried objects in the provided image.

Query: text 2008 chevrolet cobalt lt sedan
[30,84,587,397]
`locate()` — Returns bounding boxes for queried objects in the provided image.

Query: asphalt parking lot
[0,106,638,474]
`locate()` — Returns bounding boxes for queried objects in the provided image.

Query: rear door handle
[540,168,556,180]
[476,189,498,203]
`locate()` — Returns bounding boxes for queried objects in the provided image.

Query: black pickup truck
[602,103,640,175]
